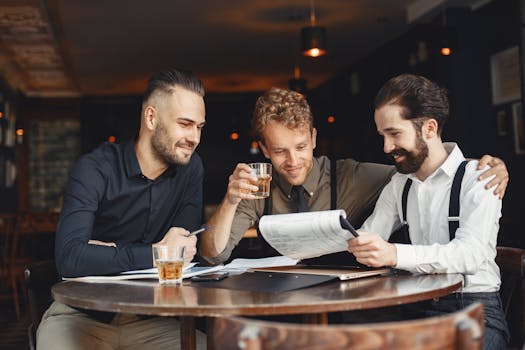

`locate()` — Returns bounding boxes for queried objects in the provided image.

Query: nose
[187,125,201,144]
[286,151,299,165]
[383,137,394,154]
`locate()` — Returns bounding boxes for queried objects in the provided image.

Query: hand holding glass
[248,163,272,198]
[152,244,185,284]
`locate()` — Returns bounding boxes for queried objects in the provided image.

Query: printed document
[258,209,353,259]
[63,263,224,282]
[223,256,299,272]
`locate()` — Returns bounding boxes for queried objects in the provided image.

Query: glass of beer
[152,244,185,284]
[248,163,272,198]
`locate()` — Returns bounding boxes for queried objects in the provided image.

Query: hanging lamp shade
[301,26,326,57]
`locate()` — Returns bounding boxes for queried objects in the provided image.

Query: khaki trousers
[37,301,206,350]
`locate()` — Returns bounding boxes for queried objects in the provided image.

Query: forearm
[395,235,495,274]
[200,198,239,259]
[56,241,152,277]
[55,201,153,277]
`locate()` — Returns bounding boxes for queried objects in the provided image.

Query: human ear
[144,106,157,131]
[423,118,438,139]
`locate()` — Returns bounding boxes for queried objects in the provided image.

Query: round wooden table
[52,272,463,350]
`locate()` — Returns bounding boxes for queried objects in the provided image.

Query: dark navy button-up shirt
[55,140,203,277]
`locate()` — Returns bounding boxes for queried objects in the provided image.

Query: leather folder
[252,265,391,281]
[192,271,336,293]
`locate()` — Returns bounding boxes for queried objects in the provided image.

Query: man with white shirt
[347,74,509,349]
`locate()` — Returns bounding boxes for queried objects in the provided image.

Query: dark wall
[307,0,524,247]
[13,0,524,247]
[199,93,265,204]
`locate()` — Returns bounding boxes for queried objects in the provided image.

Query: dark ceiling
[0,0,488,97]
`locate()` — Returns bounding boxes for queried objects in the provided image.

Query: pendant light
[300,0,326,58]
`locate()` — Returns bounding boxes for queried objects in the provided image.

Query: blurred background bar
[0,1,524,345]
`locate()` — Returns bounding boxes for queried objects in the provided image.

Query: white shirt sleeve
[360,176,403,240]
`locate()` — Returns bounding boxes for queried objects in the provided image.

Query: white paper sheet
[258,210,352,259]
[63,263,224,282]
[223,256,299,272]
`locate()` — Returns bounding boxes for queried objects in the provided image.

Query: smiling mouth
[286,167,302,176]
[178,144,195,152]
[390,150,406,161]
[392,154,404,161]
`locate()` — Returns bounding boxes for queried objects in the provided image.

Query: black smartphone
[190,272,229,282]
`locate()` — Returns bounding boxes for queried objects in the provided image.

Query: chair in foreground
[25,260,59,350]
[213,303,484,350]
[495,246,525,348]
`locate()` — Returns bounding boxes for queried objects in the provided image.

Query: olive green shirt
[205,156,395,265]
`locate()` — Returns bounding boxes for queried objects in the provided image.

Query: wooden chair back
[213,303,484,350]
[495,246,525,347]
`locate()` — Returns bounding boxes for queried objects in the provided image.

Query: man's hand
[159,227,197,265]
[224,163,259,205]
[347,232,397,268]
[478,155,509,199]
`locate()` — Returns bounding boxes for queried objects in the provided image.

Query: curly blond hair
[252,87,313,143]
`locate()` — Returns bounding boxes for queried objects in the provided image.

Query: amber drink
[152,245,185,284]
[248,163,272,198]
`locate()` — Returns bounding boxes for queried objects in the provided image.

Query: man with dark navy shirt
[38,68,207,349]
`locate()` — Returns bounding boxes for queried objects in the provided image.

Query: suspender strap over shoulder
[401,179,412,222]
[400,160,468,243]
[263,190,271,215]
[448,160,468,240]
[330,158,337,210]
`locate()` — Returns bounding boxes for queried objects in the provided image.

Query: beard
[389,134,429,174]
[151,121,195,166]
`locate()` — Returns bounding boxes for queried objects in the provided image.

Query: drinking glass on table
[248,162,272,198]
[152,244,185,284]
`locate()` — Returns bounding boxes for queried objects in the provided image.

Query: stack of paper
[223,256,299,272]
[63,263,224,282]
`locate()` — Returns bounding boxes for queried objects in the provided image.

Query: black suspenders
[330,158,337,210]
[448,161,468,240]
[395,160,469,244]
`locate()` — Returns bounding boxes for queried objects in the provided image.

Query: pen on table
[187,225,210,236]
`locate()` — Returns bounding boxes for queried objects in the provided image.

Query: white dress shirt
[360,143,501,293]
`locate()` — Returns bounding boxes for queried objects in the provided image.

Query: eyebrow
[176,117,206,127]
[377,126,401,135]
[383,127,401,132]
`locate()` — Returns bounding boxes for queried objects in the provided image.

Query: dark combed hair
[142,68,204,104]
[374,74,449,134]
